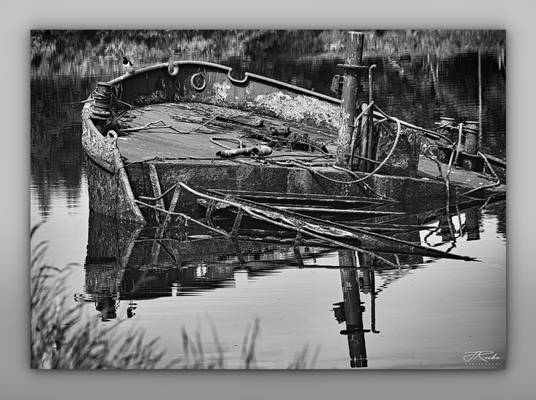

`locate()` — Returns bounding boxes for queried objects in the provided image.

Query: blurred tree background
[31,30,506,76]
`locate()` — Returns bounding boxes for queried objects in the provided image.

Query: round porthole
[190,72,206,91]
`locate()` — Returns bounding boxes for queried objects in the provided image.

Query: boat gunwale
[106,60,342,106]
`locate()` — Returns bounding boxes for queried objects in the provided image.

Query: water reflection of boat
[81,199,499,308]
[79,198,503,366]
[80,212,335,320]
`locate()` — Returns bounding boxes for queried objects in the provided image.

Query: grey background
[1,0,534,398]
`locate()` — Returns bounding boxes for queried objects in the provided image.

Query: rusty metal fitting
[216,145,272,158]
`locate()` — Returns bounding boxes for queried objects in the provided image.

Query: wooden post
[335,32,365,167]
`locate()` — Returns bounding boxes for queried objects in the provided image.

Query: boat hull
[81,61,502,225]
[82,105,145,223]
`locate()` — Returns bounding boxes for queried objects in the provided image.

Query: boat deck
[116,102,335,163]
[116,102,505,195]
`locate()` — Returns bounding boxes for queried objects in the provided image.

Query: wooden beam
[148,164,166,224]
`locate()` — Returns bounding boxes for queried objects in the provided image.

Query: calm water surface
[30,50,506,369]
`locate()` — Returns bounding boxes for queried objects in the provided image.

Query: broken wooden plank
[134,199,230,238]
[198,199,405,220]
[148,164,166,224]
[150,184,183,265]
[231,208,245,238]
[163,185,182,227]
[273,205,406,216]
[179,182,475,262]
[207,189,394,206]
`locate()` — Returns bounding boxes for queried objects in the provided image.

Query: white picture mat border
[2,0,532,398]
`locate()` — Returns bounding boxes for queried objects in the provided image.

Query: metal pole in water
[335,31,365,167]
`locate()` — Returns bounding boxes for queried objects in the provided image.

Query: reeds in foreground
[31,226,165,369]
[174,319,319,369]
[30,226,318,369]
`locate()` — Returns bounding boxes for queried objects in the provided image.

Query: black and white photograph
[30,29,506,369]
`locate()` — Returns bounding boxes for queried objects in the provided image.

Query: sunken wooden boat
[81,59,506,233]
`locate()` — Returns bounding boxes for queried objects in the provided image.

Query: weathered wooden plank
[207,189,393,205]
[149,185,183,266]
[182,182,475,262]
[273,205,406,215]
[162,185,182,227]
[231,208,245,238]
[148,164,166,224]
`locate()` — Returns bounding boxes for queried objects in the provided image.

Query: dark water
[30,49,506,369]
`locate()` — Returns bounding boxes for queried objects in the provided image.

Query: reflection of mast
[335,250,368,368]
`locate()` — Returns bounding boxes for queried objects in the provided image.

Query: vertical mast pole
[335,31,365,167]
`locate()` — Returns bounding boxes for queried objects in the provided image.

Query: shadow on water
[76,196,505,368]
